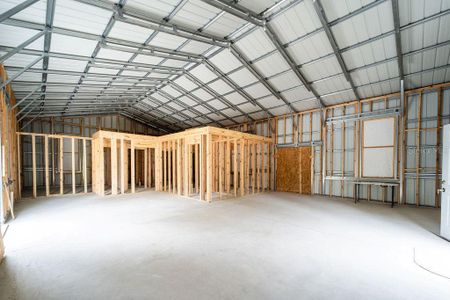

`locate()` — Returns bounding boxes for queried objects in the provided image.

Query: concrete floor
[1,191,450,300]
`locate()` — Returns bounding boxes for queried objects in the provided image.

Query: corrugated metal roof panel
[4,53,43,68]
[352,59,398,86]
[357,78,400,98]
[45,85,77,93]
[280,85,314,102]
[238,0,277,14]
[47,74,80,83]
[300,56,342,81]
[0,0,46,24]
[321,89,355,105]
[125,0,180,19]
[133,54,164,65]
[342,34,397,70]
[190,64,218,82]
[148,32,187,50]
[193,104,211,114]
[10,84,36,92]
[11,71,41,82]
[47,58,87,72]
[209,50,243,73]
[269,105,291,116]
[191,89,214,101]
[203,13,247,37]
[238,102,259,113]
[208,99,228,110]
[54,0,112,36]
[161,85,182,97]
[227,68,259,87]
[269,0,322,44]
[222,107,241,117]
[88,66,120,74]
[404,44,450,74]
[97,48,134,61]
[179,96,197,106]
[208,79,234,94]
[258,95,285,108]
[167,102,184,111]
[50,33,98,56]
[120,70,149,77]
[253,52,290,77]
[287,31,333,64]
[312,74,352,95]
[152,93,170,103]
[244,82,272,98]
[249,110,268,120]
[234,28,275,60]
[180,40,211,54]
[398,0,449,26]
[172,0,219,30]
[108,21,155,44]
[161,59,188,68]
[401,13,450,53]
[321,0,377,23]
[268,71,302,91]
[331,0,393,49]
[224,91,247,105]
[291,98,318,111]
[0,25,44,50]
[406,66,450,89]
[173,75,198,91]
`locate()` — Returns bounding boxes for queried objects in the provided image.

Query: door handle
[437,187,446,193]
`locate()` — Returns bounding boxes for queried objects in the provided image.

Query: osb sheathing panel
[276,147,311,194]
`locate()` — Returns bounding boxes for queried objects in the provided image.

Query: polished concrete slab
[1,191,449,299]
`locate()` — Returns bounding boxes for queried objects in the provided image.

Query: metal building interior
[1,0,450,298]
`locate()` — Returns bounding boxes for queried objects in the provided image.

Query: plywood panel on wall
[276,147,311,194]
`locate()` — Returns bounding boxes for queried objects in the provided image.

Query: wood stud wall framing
[10,78,450,208]
[228,82,450,207]
[1,64,19,221]
[17,132,91,198]
[90,127,273,202]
